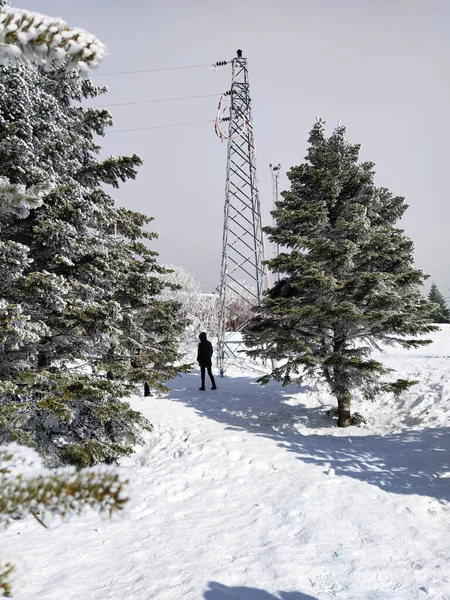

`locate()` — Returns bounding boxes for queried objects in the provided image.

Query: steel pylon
[216,49,268,376]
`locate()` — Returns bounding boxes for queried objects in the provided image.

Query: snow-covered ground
[4,328,450,599]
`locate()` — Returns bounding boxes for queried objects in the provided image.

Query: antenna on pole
[215,50,268,377]
[270,163,281,281]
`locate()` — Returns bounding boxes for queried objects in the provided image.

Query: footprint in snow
[212,486,228,498]
[168,488,195,503]
[190,465,207,480]
[248,459,276,472]
[227,449,244,462]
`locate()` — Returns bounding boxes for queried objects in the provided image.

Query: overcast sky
[35,0,450,294]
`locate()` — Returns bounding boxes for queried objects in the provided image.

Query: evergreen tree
[0,17,135,597]
[244,120,436,426]
[428,283,450,323]
[0,59,187,465]
[0,1,105,71]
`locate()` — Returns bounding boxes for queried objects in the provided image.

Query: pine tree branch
[0,444,129,519]
[0,7,106,71]
[31,511,48,528]
[0,443,129,597]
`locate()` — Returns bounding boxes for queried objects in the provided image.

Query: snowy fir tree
[0,15,137,597]
[244,120,437,427]
[427,283,450,323]
[0,1,105,71]
[0,58,187,466]
[158,265,221,356]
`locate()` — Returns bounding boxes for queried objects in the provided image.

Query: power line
[418,264,450,277]
[91,63,213,77]
[106,119,214,134]
[95,92,221,109]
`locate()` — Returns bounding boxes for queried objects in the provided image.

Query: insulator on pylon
[212,60,228,71]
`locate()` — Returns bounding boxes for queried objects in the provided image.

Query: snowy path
[5,331,450,599]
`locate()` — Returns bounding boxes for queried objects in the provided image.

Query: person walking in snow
[197,332,217,391]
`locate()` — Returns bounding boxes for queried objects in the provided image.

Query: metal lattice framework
[216,50,269,376]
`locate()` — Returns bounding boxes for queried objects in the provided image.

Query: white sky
[34,0,450,294]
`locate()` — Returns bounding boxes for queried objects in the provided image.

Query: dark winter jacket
[197,332,213,367]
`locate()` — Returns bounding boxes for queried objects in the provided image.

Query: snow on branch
[0,443,129,521]
[0,6,106,72]
[0,176,48,218]
[0,443,129,596]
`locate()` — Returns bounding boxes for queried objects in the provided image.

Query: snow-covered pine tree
[0,59,186,466]
[0,1,105,71]
[0,16,136,597]
[197,292,220,338]
[226,280,257,331]
[158,265,220,356]
[158,265,204,356]
[0,182,131,597]
[428,283,450,323]
[243,120,437,427]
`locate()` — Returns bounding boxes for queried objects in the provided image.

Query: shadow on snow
[165,372,450,503]
[204,581,318,599]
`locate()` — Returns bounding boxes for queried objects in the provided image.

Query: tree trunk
[37,352,49,368]
[337,389,351,427]
[323,366,333,388]
[331,346,352,426]
[37,336,52,368]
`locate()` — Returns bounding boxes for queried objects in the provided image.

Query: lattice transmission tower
[214,49,269,376]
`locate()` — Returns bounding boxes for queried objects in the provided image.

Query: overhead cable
[95,92,221,109]
[106,119,214,134]
[91,63,213,77]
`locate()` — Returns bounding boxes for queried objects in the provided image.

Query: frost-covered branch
[0,444,129,519]
[0,443,129,597]
[0,177,47,218]
[0,6,106,72]
[0,561,14,598]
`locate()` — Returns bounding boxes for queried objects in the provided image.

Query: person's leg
[200,366,206,390]
[207,366,216,390]
[144,382,151,397]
